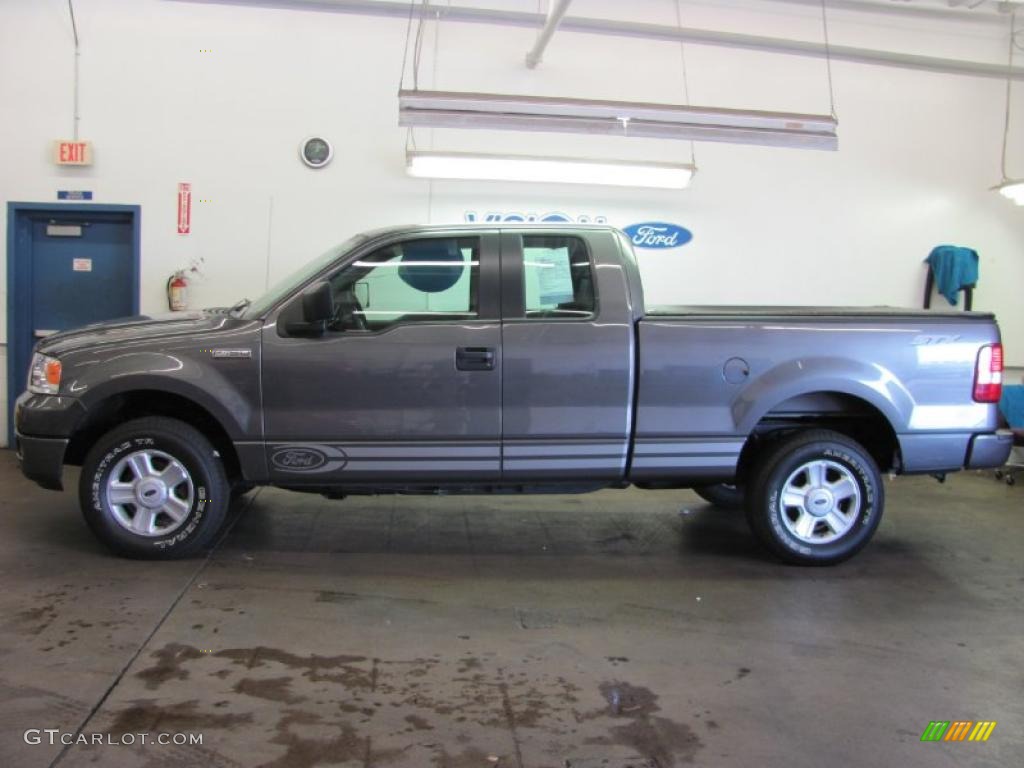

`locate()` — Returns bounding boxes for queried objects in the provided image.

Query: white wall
[1,0,1023,443]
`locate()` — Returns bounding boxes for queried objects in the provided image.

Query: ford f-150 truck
[15,224,1012,564]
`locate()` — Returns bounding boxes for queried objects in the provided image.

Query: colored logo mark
[622,222,693,249]
[920,721,996,742]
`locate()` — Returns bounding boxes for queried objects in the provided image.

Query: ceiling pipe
[755,0,1013,27]
[525,0,573,69]
[166,0,1024,81]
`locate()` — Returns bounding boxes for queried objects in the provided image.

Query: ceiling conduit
[170,0,1024,81]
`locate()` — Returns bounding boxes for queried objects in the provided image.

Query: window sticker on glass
[527,247,574,307]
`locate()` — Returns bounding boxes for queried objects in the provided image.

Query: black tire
[745,429,883,566]
[693,483,745,510]
[79,417,230,559]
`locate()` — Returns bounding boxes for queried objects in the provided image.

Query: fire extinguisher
[167,271,188,311]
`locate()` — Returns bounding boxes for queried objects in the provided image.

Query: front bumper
[15,433,69,491]
[966,430,1014,469]
[14,391,87,492]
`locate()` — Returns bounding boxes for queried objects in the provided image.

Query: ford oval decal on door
[623,222,692,249]
[270,444,349,473]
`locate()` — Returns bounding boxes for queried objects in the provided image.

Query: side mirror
[302,281,334,323]
[283,281,334,337]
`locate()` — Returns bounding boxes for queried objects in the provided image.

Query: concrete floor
[0,450,1020,768]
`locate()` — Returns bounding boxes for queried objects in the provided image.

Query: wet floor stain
[404,713,433,731]
[263,710,404,768]
[582,682,703,767]
[136,643,205,689]
[117,642,700,767]
[109,698,253,734]
[14,602,60,635]
[431,746,498,768]
[234,676,305,704]
[722,666,751,686]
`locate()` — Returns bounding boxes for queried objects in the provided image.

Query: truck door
[499,230,635,482]
[261,231,502,484]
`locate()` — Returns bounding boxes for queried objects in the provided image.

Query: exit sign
[53,140,93,166]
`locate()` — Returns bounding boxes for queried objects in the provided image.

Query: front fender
[67,350,259,439]
[733,356,912,434]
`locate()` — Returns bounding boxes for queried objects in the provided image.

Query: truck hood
[36,310,239,356]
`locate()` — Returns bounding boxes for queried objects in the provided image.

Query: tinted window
[522,235,595,318]
[327,237,479,331]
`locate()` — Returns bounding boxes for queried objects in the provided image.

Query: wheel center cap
[136,479,168,509]
[806,488,834,517]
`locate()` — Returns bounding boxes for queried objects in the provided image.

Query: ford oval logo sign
[623,222,692,249]
[271,447,328,471]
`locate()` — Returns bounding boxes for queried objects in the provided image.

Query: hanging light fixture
[406,150,695,189]
[997,179,1024,204]
[399,90,838,150]
[994,12,1023,205]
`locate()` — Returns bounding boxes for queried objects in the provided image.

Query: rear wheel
[693,483,744,510]
[745,429,883,565]
[79,417,230,559]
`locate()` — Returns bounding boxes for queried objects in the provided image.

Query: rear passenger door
[499,230,634,481]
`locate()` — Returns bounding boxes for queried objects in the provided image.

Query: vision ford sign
[465,211,607,224]
[462,212,692,249]
[623,222,692,249]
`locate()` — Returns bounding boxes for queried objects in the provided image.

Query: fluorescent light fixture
[995,179,1024,205]
[406,150,695,189]
[399,90,838,151]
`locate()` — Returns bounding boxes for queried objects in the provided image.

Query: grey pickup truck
[15,224,1012,564]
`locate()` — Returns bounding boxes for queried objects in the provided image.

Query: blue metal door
[7,204,140,443]
[30,217,135,333]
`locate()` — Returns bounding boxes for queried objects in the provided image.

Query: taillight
[973,343,1003,403]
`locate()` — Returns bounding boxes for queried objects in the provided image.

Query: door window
[522,235,595,319]
[327,237,479,331]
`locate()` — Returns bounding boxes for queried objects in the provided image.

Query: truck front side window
[326,237,480,332]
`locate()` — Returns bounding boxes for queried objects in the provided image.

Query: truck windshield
[240,235,365,319]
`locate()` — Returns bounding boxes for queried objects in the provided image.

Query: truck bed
[630,307,1002,483]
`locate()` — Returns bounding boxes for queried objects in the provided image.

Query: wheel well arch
[737,391,900,478]
[65,390,242,481]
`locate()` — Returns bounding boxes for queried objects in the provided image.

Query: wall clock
[300,137,333,169]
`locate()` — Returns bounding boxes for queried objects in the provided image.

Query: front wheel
[745,430,883,565]
[79,417,230,559]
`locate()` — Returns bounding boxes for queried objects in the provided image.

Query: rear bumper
[15,433,69,491]
[898,430,1013,473]
[966,430,1014,469]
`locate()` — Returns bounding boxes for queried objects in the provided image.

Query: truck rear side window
[327,237,479,332]
[522,236,595,319]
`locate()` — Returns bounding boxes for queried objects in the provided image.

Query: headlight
[28,353,62,395]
